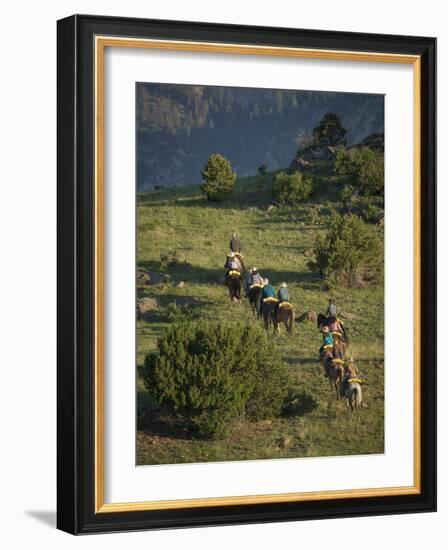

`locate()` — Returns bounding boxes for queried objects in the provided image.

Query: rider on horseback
[261,278,276,301]
[277,282,289,303]
[320,325,334,354]
[229,232,241,253]
[320,326,334,376]
[326,298,337,321]
[273,282,291,320]
[224,251,242,277]
[244,266,264,296]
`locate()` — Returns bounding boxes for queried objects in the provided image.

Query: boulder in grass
[136,269,151,285]
[296,310,318,323]
[137,297,159,315]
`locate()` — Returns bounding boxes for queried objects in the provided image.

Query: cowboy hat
[280,282,287,288]
[322,326,330,333]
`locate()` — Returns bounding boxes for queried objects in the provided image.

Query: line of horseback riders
[223,233,363,411]
[318,299,363,410]
[224,234,294,336]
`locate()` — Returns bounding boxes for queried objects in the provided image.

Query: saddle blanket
[348,378,362,384]
[279,301,293,309]
[249,283,264,289]
[263,296,278,303]
[227,270,241,277]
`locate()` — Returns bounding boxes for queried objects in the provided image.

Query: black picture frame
[57,14,436,535]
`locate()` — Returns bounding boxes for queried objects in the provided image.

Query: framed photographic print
[57,14,436,534]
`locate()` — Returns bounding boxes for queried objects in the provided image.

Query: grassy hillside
[136,174,384,465]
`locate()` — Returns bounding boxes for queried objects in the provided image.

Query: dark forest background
[136,83,384,190]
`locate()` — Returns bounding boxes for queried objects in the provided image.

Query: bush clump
[334,146,384,196]
[200,153,236,201]
[311,213,383,287]
[272,171,314,205]
[143,321,289,439]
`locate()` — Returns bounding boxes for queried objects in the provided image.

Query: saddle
[227,269,241,277]
[263,296,278,303]
[250,283,263,289]
[348,378,362,384]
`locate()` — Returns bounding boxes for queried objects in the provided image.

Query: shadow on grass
[137,390,194,440]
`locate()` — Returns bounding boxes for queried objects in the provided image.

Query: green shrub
[272,171,314,205]
[143,321,289,439]
[339,184,355,203]
[200,153,236,201]
[360,203,384,224]
[313,213,383,287]
[334,146,384,196]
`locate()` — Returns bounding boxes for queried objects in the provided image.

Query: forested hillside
[136,84,384,189]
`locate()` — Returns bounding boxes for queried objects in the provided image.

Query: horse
[326,358,345,400]
[319,345,333,373]
[248,285,263,319]
[340,362,363,413]
[225,271,241,302]
[261,299,278,331]
[273,303,294,338]
[342,378,363,412]
[332,337,346,359]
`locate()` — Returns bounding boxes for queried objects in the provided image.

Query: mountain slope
[136,83,384,190]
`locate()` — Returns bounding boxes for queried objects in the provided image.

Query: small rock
[303,248,314,257]
[277,436,291,449]
[177,281,185,288]
[266,204,276,213]
[136,269,150,285]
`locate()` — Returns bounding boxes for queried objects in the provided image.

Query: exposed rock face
[290,144,336,173]
[360,132,384,152]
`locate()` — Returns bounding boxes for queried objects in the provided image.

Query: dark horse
[317,313,328,330]
[261,300,278,331]
[225,272,241,302]
[248,285,263,318]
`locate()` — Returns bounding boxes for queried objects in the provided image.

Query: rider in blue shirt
[261,278,276,299]
[277,282,289,303]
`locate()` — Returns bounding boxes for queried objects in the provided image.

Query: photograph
[135,82,385,465]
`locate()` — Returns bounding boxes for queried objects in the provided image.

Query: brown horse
[320,346,333,373]
[273,303,294,338]
[326,358,345,400]
[225,272,241,302]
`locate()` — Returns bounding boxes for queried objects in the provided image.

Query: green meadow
[136,174,384,465]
